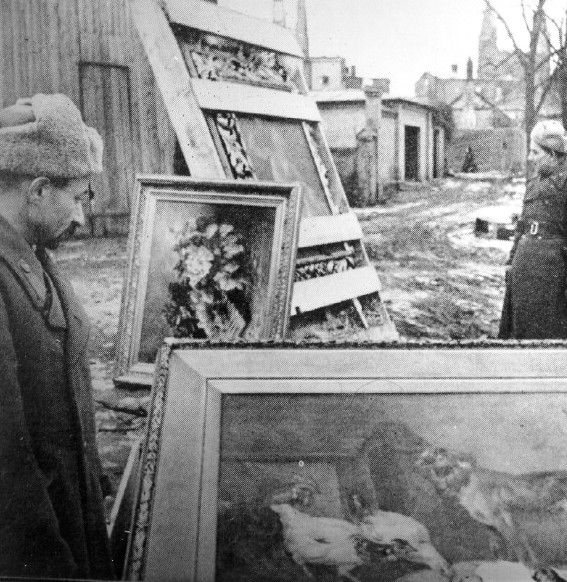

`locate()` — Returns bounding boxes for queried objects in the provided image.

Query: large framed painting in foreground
[114,178,302,385]
[126,342,567,582]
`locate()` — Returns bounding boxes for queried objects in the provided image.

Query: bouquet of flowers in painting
[165,216,252,340]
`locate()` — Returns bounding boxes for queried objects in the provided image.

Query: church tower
[273,0,285,27]
[478,6,498,79]
[295,0,310,58]
[535,9,551,83]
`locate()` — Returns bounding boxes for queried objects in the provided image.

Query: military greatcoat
[0,216,114,579]
[499,170,567,339]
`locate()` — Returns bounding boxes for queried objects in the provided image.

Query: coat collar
[0,216,90,363]
[0,215,48,310]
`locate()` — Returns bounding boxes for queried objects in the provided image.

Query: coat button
[18,260,31,273]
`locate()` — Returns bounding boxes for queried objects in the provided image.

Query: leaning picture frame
[114,177,302,386]
[125,340,567,582]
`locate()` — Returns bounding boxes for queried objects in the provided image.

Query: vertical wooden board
[130,38,176,176]
[113,66,135,210]
[7,0,18,104]
[244,209,277,339]
[25,0,35,95]
[80,63,134,220]
[14,2,28,98]
[130,0,224,179]
[21,1,31,96]
[44,0,54,94]
[81,64,108,218]
[125,59,142,173]
[0,0,8,105]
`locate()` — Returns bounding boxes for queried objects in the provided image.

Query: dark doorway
[433,128,440,178]
[404,125,420,181]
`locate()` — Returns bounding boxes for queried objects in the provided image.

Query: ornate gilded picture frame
[114,178,302,385]
[125,341,567,582]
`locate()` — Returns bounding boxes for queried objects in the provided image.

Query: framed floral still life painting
[125,343,567,582]
[114,177,302,385]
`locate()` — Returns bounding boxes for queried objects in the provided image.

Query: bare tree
[482,0,567,146]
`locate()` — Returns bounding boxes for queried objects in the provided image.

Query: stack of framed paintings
[128,0,398,345]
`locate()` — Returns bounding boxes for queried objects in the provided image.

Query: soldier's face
[28,177,90,249]
[528,140,560,177]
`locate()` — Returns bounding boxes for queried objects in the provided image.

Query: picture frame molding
[125,341,567,581]
[114,177,302,385]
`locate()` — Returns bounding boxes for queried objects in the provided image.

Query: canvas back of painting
[130,0,397,338]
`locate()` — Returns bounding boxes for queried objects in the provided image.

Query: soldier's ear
[27,176,51,204]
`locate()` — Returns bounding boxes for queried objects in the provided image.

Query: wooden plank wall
[0,0,81,105]
[0,0,177,235]
[77,0,176,177]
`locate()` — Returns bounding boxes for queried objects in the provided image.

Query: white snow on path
[355,201,426,216]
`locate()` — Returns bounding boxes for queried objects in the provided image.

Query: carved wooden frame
[131,0,393,331]
[124,340,567,581]
[114,177,301,385]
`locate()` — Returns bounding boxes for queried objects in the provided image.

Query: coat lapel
[39,251,90,365]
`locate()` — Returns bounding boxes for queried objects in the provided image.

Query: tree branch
[482,0,529,67]
[535,66,559,112]
[529,1,547,59]
[482,49,523,73]
[544,11,564,39]
[521,0,532,35]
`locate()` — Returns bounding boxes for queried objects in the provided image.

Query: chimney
[273,0,285,27]
[295,0,309,57]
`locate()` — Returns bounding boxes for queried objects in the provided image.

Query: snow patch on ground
[464,181,491,192]
[355,201,425,217]
[475,204,521,223]
[449,225,514,252]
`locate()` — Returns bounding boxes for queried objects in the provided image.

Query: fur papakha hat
[0,93,103,178]
[531,119,567,155]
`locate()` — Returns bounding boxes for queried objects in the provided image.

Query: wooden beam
[291,266,382,314]
[164,0,303,57]
[191,79,320,121]
[131,0,225,178]
[295,248,354,267]
[298,213,363,248]
[109,438,142,578]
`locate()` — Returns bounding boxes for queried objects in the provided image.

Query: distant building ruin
[415,6,562,173]
[310,59,446,205]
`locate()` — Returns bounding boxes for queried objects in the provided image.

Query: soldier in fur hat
[0,94,115,578]
[499,120,567,339]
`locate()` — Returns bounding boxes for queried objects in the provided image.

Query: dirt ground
[358,176,522,339]
[52,176,522,511]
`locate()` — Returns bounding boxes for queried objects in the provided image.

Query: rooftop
[382,95,439,110]
[312,89,367,103]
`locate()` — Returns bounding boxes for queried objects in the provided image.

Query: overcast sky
[222,0,566,95]
[303,0,567,94]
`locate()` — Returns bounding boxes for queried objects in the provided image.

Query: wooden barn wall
[0,0,177,236]
[0,0,81,105]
